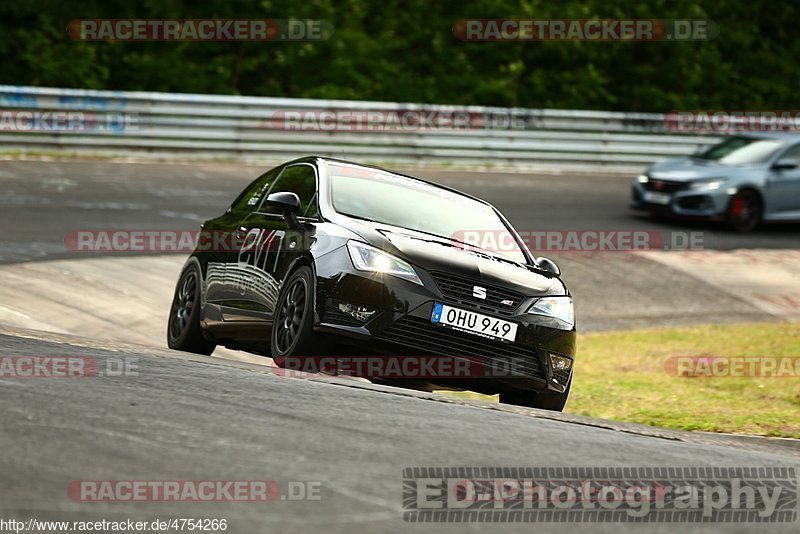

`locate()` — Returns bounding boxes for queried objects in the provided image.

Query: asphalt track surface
[1,159,799,533]
[1,159,798,266]
[1,329,798,534]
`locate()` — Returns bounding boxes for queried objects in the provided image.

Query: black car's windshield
[694,136,785,165]
[329,164,528,264]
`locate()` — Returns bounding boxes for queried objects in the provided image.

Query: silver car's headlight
[689,178,725,191]
[346,241,422,285]
[527,296,574,330]
[637,174,649,184]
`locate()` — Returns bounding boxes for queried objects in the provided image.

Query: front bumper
[630,182,732,219]
[313,247,576,395]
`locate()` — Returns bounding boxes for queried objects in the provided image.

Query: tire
[270,266,325,362]
[727,190,762,232]
[167,263,216,355]
[500,379,571,412]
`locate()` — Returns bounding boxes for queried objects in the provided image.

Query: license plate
[643,191,672,205]
[431,303,518,343]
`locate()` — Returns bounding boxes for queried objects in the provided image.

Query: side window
[261,164,318,218]
[779,144,800,161]
[230,167,281,213]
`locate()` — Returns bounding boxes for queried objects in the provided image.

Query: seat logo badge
[472,286,487,299]
[653,180,664,190]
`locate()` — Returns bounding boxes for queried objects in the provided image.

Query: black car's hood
[339,218,565,297]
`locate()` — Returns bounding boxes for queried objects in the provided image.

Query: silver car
[631,133,800,231]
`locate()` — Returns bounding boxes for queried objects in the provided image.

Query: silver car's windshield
[329,164,528,264]
[695,136,785,165]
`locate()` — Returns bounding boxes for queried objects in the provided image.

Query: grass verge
[440,323,800,438]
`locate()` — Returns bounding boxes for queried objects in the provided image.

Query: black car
[167,157,576,410]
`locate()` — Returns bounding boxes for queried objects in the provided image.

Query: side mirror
[535,257,561,276]
[772,158,798,171]
[264,191,301,229]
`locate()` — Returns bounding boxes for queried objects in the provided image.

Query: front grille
[553,368,572,386]
[378,316,545,380]
[431,272,525,315]
[677,195,711,210]
[643,179,687,194]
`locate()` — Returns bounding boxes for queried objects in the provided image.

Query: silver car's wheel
[727,190,762,232]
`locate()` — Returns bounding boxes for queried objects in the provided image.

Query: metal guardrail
[0,85,719,172]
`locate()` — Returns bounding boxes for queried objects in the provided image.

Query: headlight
[527,296,574,330]
[637,174,649,184]
[689,179,725,191]
[346,241,422,285]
